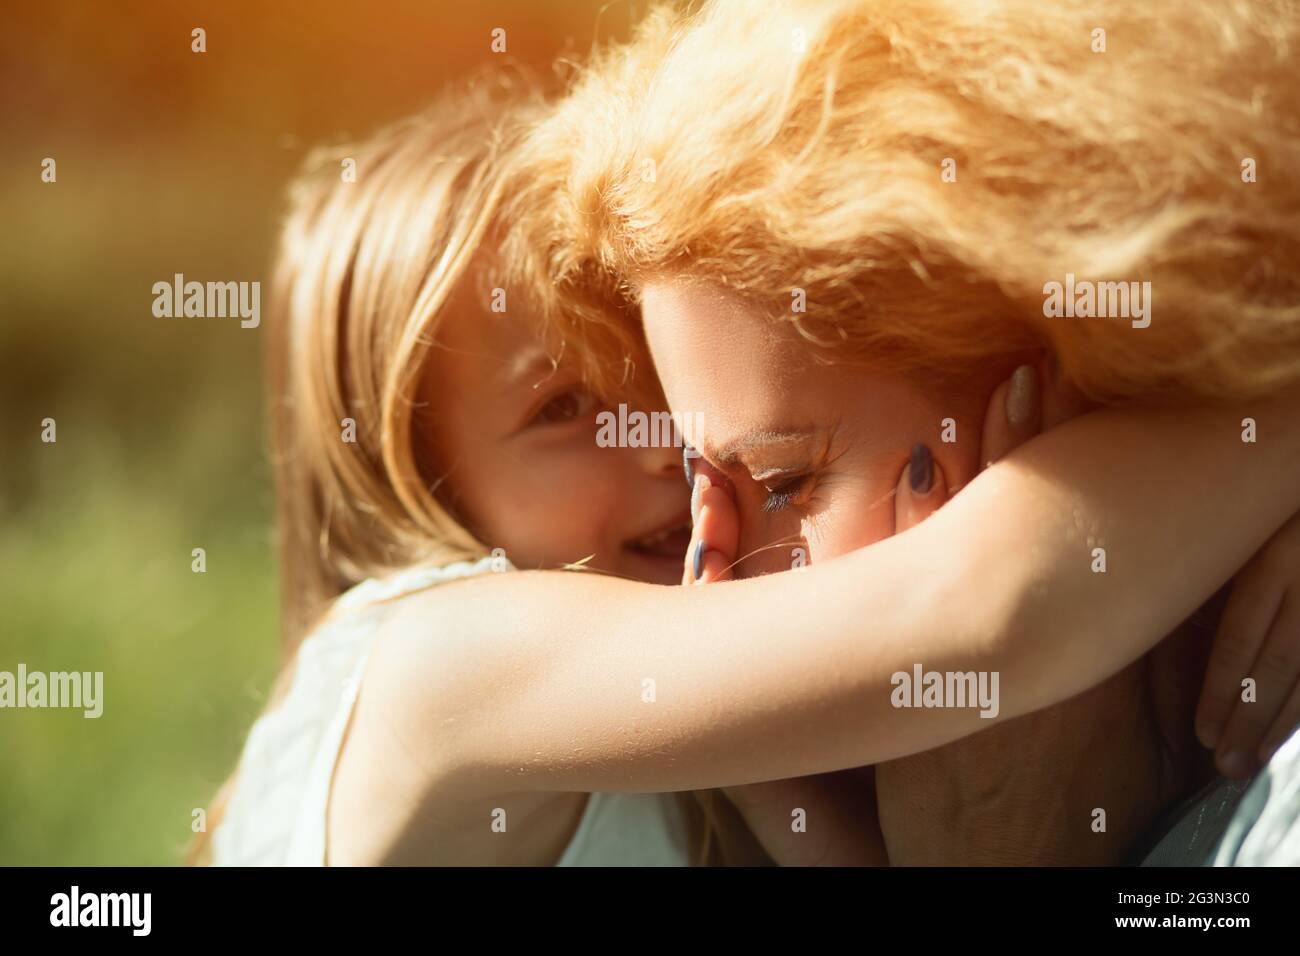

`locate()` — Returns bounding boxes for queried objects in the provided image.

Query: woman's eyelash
[759,425,839,514]
[760,474,811,514]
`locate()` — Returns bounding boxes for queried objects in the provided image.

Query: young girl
[202,89,742,865]
[202,80,1300,865]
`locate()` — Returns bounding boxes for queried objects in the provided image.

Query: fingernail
[1197,720,1221,750]
[683,446,696,488]
[908,444,934,494]
[690,473,711,524]
[1219,749,1249,778]
[1006,364,1038,427]
[692,539,705,581]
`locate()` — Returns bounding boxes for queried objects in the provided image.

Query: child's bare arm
[707,362,1059,865]
[359,390,1300,806]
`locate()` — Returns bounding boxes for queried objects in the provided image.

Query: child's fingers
[894,444,948,533]
[683,473,740,585]
[1194,566,1284,752]
[1214,593,1300,776]
[979,364,1041,469]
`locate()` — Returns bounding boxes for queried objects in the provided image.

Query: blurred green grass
[0,383,278,865]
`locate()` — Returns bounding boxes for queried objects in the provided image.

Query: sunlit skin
[324,283,1297,868]
[417,281,691,585]
[640,280,1005,574]
[640,277,1216,864]
[321,276,1300,865]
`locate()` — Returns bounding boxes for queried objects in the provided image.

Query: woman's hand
[680,449,931,864]
[872,361,1185,867]
[1196,510,1300,776]
[678,454,887,863]
[680,361,1057,864]
[680,460,938,863]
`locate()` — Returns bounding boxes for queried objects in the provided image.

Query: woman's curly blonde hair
[506,0,1300,406]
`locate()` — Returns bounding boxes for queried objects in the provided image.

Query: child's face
[417,288,691,585]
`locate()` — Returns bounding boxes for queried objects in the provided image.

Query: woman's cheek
[732,473,898,574]
[729,491,799,577]
[802,481,896,563]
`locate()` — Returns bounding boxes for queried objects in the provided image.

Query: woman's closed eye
[759,473,814,514]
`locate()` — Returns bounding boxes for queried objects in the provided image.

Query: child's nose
[631,440,682,478]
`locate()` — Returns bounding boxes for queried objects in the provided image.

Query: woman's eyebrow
[707,426,819,467]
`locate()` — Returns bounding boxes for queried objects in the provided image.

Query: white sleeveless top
[212,557,691,866]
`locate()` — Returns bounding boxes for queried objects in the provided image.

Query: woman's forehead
[641,280,812,379]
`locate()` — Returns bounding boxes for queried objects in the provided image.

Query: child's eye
[760,474,812,514]
[531,389,597,427]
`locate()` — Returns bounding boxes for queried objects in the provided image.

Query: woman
[507,0,1300,862]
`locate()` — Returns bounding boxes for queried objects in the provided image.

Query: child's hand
[1195,511,1300,777]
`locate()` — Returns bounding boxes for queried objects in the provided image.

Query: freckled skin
[640,278,1216,864]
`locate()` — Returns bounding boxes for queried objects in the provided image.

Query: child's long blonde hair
[193,80,759,865]
[269,91,534,646]
[510,0,1300,405]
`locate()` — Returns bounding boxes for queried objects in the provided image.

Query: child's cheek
[544,453,622,553]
